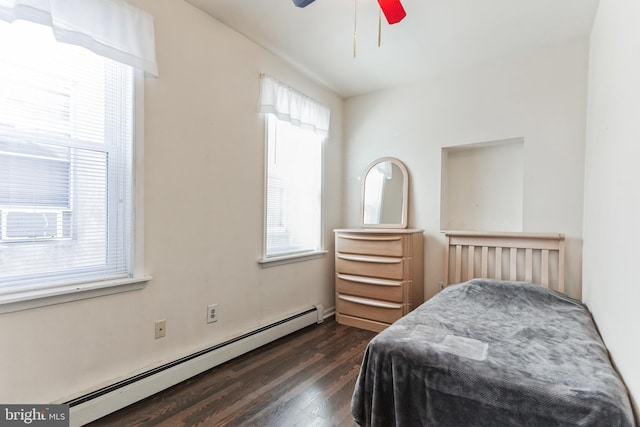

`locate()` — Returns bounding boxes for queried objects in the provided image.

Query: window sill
[0,276,152,314]
[258,250,328,267]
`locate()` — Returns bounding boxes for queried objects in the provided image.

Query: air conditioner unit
[0,209,72,241]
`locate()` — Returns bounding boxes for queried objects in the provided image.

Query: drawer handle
[337,274,402,287]
[338,295,402,309]
[339,235,402,242]
[337,254,401,264]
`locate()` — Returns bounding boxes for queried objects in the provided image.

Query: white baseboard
[68,306,323,426]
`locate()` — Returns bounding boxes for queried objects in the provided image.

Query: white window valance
[0,0,158,76]
[258,74,330,137]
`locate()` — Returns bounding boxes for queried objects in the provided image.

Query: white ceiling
[186,0,599,98]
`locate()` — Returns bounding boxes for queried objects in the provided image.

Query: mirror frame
[360,157,409,229]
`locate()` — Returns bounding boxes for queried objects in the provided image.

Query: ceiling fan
[292,0,407,25]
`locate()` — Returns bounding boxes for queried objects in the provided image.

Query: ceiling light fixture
[293,0,406,24]
[293,0,407,58]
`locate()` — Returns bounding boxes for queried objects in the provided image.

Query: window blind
[0,20,134,290]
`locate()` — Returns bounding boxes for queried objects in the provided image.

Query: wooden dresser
[334,229,424,332]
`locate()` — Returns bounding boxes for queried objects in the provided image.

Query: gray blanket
[351,279,635,426]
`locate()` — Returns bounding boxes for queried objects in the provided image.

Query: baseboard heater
[66,305,325,427]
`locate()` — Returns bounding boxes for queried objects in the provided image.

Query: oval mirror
[361,157,409,228]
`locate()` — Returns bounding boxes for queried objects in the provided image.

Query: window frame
[0,68,150,315]
[259,114,327,267]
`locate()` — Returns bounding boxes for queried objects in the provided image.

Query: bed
[351,231,635,427]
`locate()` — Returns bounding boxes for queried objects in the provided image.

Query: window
[0,20,135,291]
[265,114,323,257]
[258,75,330,263]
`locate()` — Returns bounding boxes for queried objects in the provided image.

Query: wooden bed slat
[541,249,549,287]
[509,248,517,281]
[481,246,488,278]
[525,248,533,283]
[443,231,565,292]
[495,247,502,280]
[455,245,462,284]
[559,240,566,293]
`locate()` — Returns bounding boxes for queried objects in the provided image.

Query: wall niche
[441,138,524,232]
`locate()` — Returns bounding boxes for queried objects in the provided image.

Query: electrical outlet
[207,304,218,323]
[155,319,166,339]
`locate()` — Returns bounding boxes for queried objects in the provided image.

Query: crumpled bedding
[351,279,636,427]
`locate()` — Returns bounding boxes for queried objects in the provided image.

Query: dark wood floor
[88,318,376,427]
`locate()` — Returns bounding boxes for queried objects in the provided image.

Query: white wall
[0,0,343,403]
[583,0,640,415]
[344,38,589,300]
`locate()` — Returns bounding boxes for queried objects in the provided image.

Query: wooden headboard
[443,231,565,292]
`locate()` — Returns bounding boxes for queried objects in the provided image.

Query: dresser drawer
[336,294,403,324]
[336,233,404,257]
[336,254,404,280]
[336,273,403,302]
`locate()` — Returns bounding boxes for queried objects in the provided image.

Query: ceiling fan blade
[292,0,317,7]
[377,0,406,24]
